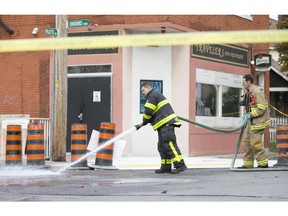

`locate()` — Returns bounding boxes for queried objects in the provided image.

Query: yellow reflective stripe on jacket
[250,104,268,118]
[257,103,267,110]
[250,108,258,118]
[143,113,152,120]
[174,121,181,126]
[152,113,178,130]
[154,99,168,113]
[144,102,156,111]
[251,119,271,131]
[143,100,169,121]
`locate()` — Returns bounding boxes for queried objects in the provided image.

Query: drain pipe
[0,19,14,35]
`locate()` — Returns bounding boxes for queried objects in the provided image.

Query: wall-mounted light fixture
[32,27,39,35]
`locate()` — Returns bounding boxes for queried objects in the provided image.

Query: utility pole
[52,15,68,161]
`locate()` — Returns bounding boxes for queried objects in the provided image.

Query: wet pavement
[1,167,288,201]
[0,154,288,202]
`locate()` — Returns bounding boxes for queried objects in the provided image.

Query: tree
[275,15,288,72]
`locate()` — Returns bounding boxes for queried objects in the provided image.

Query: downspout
[0,19,14,35]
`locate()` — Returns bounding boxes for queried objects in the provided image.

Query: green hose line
[178,116,247,133]
[230,124,245,170]
[178,115,288,172]
[178,115,247,171]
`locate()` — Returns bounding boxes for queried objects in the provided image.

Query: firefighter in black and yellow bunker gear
[135,81,187,174]
[240,74,271,169]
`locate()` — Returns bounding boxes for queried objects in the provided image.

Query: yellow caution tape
[269,104,288,117]
[0,29,288,53]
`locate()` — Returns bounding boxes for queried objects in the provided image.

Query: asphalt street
[0,165,288,201]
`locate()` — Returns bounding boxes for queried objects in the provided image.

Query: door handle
[78,113,83,121]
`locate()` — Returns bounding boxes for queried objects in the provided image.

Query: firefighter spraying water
[135,81,187,174]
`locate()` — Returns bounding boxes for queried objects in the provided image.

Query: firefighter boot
[257,165,268,168]
[155,164,171,174]
[171,161,187,174]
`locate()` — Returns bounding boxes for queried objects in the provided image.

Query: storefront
[1,15,269,157]
[189,44,250,155]
[64,24,252,156]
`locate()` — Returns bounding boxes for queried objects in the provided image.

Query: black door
[67,76,111,152]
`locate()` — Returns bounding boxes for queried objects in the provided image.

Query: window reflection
[196,83,217,116]
[222,86,241,117]
[196,83,241,117]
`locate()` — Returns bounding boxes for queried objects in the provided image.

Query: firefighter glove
[135,123,143,130]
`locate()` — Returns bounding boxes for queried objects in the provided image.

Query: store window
[195,69,243,128]
[222,86,241,117]
[196,83,217,116]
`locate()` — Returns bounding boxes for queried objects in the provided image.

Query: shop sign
[68,30,119,55]
[191,44,249,68]
[254,54,271,67]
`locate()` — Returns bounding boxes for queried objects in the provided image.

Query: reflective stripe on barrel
[95,122,116,166]
[26,122,45,166]
[276,126,288,166]
[6,125,22,165]
[71,123,87,167]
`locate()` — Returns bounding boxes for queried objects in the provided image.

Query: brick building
[0,15,270,156]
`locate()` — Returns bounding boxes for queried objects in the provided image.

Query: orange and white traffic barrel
[89,122,117,170]
[71,123,88,167]
[5,125,22,166]
[274,125,288,167]
[26,122,45,166]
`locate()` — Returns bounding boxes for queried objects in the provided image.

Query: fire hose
[178,116,288,172]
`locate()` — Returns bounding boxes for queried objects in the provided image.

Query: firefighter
[240,74,271,168]
[135,81,187,174]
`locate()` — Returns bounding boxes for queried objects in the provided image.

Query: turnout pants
[157,124,185,171]
[242,122,268,167]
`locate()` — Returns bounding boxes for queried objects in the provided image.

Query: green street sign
[45,28,58,37]
[67,19,89,28]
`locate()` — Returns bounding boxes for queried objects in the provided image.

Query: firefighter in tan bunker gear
[241,74,271,168]
[135,81,187,174]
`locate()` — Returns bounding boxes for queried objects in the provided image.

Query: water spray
[56,126,137,174]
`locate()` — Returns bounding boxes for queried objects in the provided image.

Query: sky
[269,15,279,20]
[0,0,285,15]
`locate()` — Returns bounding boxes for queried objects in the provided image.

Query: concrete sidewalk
[114,155,239,169]
[42,153,277,171]
[0,153,278,172]
[112,155,277,170]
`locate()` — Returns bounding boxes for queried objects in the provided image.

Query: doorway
[66,65,112,152]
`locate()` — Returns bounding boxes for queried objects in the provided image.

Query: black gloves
[135,123,143,130]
